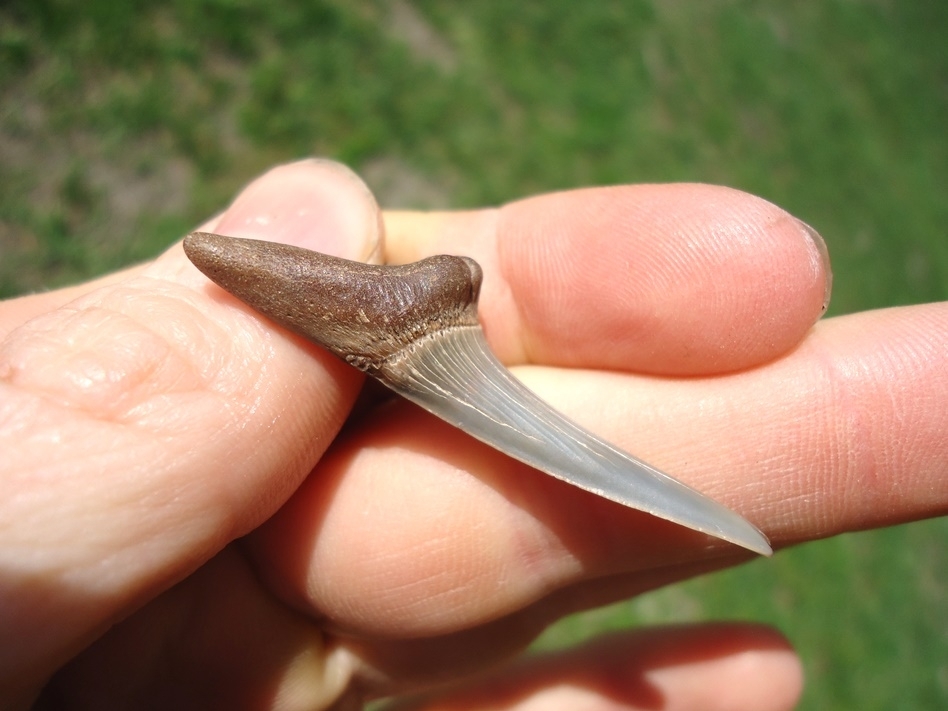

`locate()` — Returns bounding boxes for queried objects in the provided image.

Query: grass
[536,518,948,710]
[1,1,946,708]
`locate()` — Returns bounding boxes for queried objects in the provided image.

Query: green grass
[537,518,948,710]
[2,1,946,708]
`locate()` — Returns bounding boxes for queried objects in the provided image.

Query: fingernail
[797,218,833,314]
[215,159,383,262]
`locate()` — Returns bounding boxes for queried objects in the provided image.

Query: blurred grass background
[1,1,945,708]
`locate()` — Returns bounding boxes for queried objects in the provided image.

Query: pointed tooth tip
[657,496,772,556]
[632,495,772,556]
[723,508,773,556]
[711,514,771,556]
[733,529,773,557]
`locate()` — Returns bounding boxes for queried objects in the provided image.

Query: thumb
[391,624,802,711]
[0,159,381,700]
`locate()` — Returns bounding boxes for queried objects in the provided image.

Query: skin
[1,159,946,710]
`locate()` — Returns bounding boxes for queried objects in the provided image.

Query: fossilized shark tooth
[184,231,772,556]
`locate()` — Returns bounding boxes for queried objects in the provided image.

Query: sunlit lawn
[1,2,945,708]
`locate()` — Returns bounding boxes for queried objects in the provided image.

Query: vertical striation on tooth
[385,326,773,556]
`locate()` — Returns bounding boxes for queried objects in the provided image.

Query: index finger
[384,183,831,375]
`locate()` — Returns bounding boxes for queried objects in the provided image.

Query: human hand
[2,160,945,709]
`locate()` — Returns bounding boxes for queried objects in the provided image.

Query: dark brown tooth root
[183,231,483,372]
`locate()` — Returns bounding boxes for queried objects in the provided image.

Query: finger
[0,265,149,339]
[250,302,947,644]
[388,624,801,711]
[0,160,380,698]
[384,184,831,374]
[510,301,948,544]
[37,547,357,711]
[326,558,736,692]
[0,215,225,340]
